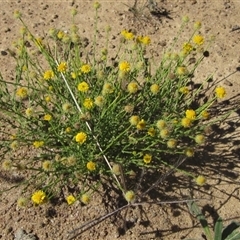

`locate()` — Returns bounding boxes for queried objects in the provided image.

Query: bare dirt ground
[0,1,240,239]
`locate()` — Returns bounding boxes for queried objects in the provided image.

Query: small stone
[1,50,8,56]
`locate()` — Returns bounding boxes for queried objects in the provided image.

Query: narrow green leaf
[187,201,213,240]
[214,217,223,240]
[224,228,240,240]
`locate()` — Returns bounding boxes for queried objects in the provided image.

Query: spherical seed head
[160,128,170,139]
[94,96,105,107]
[42,160,52,171]
[2,159,12,170]
[124,190,135,203]
[124,104,134,113]
[194,21,202,30]
[81,194,90,204]
[93,1,101,9]
[150,84,160,94]
[17,197,28,208]
[181,117,192,128]
[127,82,138,94]
[62,103,72,113]
[185,148,194,157]
[182,15,189,23]
[176,66,188,76]
[196,175,206,186]
[156,120,166,130]
[71,8,78,16]
[112,164,121,175]
[195,134,205,144]
[130,115,140,125]
[167,139,177,149]
[143,154,152,164]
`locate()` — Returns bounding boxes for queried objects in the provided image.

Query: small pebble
[1,50,7,56]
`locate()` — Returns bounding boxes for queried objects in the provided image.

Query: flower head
[112,164,121,175]
[80,64,91,74]
[143,154,152,164]
[179,86,189,94]
[75,132,87,144]
[78,81,89,92]
[195,134,205,144]
[137,36,151,45]
[141,36,151,45]
[81,194,90,204]
[43,114,52,121]
[57,62,67,72]
[17,197,28,208]
[196,175,206,186]
[119,61,130,72]
[185,109,196,120]
[127,81,138,94]
[62,103,73,113]
[176,66,188,76]
[215,86,226,98]
[150,84,160,94]
[2,159,12,170]
[182,42,193,55]
[130,115,140,125]
[10,140,19,150]
[66,195,76,205]
[121,30,134,40]
[26,107,34,117]
[148,127,156,137]
[93,1,101,9]
[156,120,166,130]
[182,15,189,23]
[13,10,22,19]
[16,87,28,100]
[83,98,94,109]
[42,160,52,171]
[45,95,51,102]
[181,117,192,128]
[136,119,146,130]
[193,35,204,45]
[167,139,177,148]
[124,104,134,113]
[124,190,135,202]
[160,128,170,139]
[201,110,210,119]
[31,190,47,205]
[185,148,194,157]
[87,161,96,171]
[33,141,44,148]
[94,96,105,107]
[102,83,114,94]
[43,70,54,80]
[57,31,65,39]
[194,21,202,30]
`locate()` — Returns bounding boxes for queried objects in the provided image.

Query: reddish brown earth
[0,1,240,240]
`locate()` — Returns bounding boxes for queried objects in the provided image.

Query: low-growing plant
[187,201,240,240]
[0,2,229,214]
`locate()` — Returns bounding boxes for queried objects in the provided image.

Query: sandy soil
[0,1,240,240]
